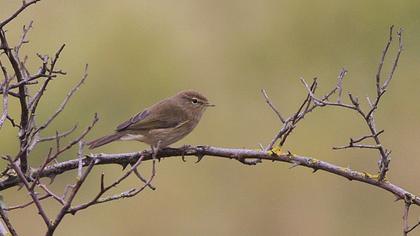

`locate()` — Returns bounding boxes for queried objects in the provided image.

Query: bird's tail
[87,132,125,149]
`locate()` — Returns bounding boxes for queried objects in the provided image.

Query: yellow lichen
[267,146,283,156]
[362,171,380,180]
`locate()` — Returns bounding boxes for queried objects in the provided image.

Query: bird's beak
[205,102,215,107]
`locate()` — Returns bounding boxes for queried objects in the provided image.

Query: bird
[87,90,213,150]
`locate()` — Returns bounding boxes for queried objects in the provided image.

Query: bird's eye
[191,98,198,104]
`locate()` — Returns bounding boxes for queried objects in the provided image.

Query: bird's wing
[116,109,150,131]
[116,100,186,132]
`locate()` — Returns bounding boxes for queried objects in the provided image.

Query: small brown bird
[87,90,213,149]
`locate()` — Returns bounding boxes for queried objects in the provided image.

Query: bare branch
[6,156,51,228]
[28,44,66,114]
[29,148,53,191]
[46,113,98,163]
[133,168,156,190]
[299,27,403,182]
[265,79,318,151]
[376,25,394,96]
[5,194,51,211]
[0,60,10,128]
[38,124,78,142]
[39,184,65,205]
[0,28,31,172]
[406,221,420,235]
[0,205,18,236]
[403,202,410,236]
[333,130,385,150]
[352,130,385,144]
[333,144,381,150]
[261,89,285,123]
[46,158,96,236]
[0,146,419,208]
[15,21,34,55]
[33,64,87,135]
[382,27,403,91]
[0,0,40,29]
[68,144,160,215]
[336,68,347,104]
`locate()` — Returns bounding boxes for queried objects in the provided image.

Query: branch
[5,194,51,211]
[6,156,51,228]
[0,28,31,172]
[264,79,319,151]
[261,89,285,123]
[32,63,86,135]
[0,60,10,128]
[46,157,96,236]
[0,0,40,29]
[0,146,419,206]
[0,205,18,236]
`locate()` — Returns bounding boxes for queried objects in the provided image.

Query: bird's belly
[120,134,145,141]
[148,124,195,147]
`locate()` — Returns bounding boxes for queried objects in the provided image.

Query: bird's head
[176,90,214,114]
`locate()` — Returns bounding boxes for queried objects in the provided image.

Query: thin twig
[5,194,51,211]
[0,0,40,29]
[38,124,78,142]
[68,144,160,215]
[46,158,96,236]
[0,205,18,236]
[39,184,65,205]
[15,21,34,54]
[333,144,382,150]
[376,25,394,96]
[403,202,410,236]
[33,64,87,135]
[0,60,10,128]
[406,221,420,235]
[336,68,347,104]
[261,89,285,123]
[6,156,51,228]
[29,44,65,114]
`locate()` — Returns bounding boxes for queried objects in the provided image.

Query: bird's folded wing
[116,106,185,131]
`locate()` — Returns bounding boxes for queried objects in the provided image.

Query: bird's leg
[151,141,162,162]
[150,145,156,158]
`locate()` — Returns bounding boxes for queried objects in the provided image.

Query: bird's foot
[180,144,192,162]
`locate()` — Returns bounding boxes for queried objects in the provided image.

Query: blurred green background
[2,0,420,235]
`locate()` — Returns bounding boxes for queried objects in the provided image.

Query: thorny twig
[0,0,40,29]
[261,89,285,123]
[300,26,403,182]
[264,78,322,151]
[6,155,52,228]
[46,158,97,236]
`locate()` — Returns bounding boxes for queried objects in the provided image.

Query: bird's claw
[195,154,204,163]
[180,144,192,162]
